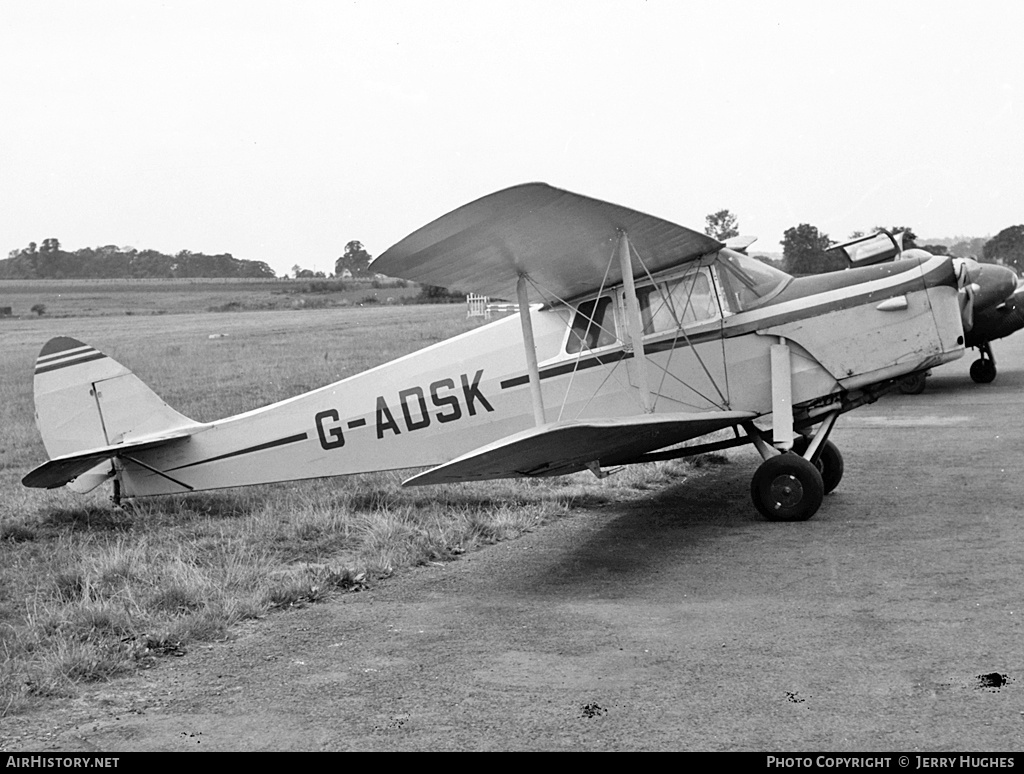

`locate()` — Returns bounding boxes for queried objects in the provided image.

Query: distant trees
[416,284,465,303]
[949,237,987,258]
[983,225,1024,272]
[291,265,326,279]
[335,240,372,277]
[704,210,740,241]
[0,241,277,279]
[781,224,844,275]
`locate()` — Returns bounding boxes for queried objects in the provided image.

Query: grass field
[0,285,715,716]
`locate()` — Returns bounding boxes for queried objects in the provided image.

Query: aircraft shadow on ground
[517,458,775,595]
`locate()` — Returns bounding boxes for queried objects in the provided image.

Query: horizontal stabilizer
[403,410,756,486]
[22,431,193,490]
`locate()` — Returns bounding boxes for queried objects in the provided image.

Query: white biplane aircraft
[23,184,966,521]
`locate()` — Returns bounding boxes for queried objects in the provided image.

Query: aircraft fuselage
[117,251,963,496]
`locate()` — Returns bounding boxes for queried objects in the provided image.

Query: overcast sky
[1,0,1021,276]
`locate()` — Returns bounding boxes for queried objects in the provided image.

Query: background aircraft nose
[972,263,1019,309]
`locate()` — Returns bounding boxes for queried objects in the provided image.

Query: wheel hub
[769,474,804,509]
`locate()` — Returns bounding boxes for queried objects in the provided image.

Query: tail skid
[24,337,202,493]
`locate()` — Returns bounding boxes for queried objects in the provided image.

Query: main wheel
[970,358,996,384]
[791,437,844,495]
[899,373,927,394]
[751,452,825,522]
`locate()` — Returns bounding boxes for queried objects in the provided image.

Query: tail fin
[25,337,200,492]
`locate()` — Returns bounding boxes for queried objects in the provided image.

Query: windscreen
[715,251,791,312]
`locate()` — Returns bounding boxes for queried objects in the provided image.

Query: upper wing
[403,410,755,486]
[723,235,758,253]
[371,183,722,303]
[22,431,193,490]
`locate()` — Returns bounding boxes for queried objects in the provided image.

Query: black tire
[791,437,844,495]
[816,440,844,495]
[970,358,996,384]
[750,452,825,522]
[899,373,927,394]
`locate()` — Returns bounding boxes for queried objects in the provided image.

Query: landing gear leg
[970,342,997,384]
[791,435,844,495]
[747,341,839,522]
[746,411,842,521]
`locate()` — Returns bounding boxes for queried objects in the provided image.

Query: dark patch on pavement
[579,703,606,718]
[976,672,1010,691]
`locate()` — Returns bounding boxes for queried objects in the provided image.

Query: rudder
[33,337,199,462]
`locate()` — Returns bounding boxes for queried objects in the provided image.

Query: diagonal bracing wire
[519,237,735,421]
[522,246,639,421]
[629,242,730,409]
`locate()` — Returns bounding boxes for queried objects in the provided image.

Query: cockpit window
[637,268,720,334]
[715,251,791,312]
[567,296,617,353]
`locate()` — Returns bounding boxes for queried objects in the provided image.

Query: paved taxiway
[8,334,1024,751]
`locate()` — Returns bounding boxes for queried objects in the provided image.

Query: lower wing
[403,410,756,486]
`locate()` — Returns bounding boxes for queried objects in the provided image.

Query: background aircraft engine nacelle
[967,289,1024,348]
[956,259,1018,314]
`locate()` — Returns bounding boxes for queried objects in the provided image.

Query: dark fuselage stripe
[501,350,630,388]
[167,433,309,471]
[35,352,107,375]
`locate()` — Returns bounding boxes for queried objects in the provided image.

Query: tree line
[6,220,1022,284]
[704,211,1024,276]
[288,241,375,279]
[0,240,276,280]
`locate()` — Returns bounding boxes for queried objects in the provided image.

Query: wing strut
[617,231,654,413]
[516,274,546,426]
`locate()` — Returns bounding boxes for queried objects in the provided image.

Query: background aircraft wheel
[899,373,927,394]
[814,440,844,495]
[791,437,844,495]
[750,452,824,522]
[969,358,996,384]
